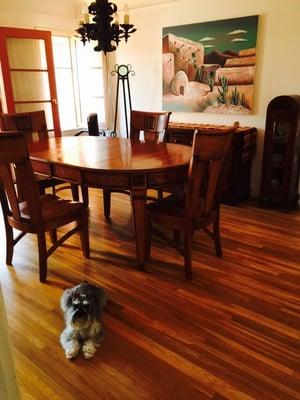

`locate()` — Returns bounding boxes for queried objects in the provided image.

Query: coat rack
[112,64,135,137]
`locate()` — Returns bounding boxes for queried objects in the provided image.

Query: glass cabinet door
[268,120,290,192]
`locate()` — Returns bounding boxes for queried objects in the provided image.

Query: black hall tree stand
[260,95,300,210]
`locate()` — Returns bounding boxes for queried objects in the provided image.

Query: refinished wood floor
[0,189,299,400]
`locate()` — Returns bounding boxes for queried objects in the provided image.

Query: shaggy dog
[60,282,107,359]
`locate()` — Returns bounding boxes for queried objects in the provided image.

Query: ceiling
[0,0,180,18]
[115,0,179,9]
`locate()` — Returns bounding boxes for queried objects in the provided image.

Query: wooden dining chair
[0,110,81,201]
[0,131,90,282]
[129,110,172,142]
[146,122,239,279]
[103,110,172,219]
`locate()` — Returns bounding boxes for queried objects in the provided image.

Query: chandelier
[76,1,136,54]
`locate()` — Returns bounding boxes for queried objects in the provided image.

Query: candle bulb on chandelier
[114,12,119,25]
[123,4,129,24]
[81,3,89,23]
[78,9,85,25]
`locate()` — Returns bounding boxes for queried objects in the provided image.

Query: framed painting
[162,15,259,114]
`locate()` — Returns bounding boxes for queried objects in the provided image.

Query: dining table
[29,136,192,268]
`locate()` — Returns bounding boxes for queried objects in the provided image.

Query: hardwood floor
[0,189,299,400]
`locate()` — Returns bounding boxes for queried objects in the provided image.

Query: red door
[0,27,61,136]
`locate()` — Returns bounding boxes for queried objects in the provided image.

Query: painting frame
[162,15,259,115]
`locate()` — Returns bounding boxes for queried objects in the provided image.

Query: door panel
[0,27,61,135]
[11,71,51,101]
[6,38,47,69]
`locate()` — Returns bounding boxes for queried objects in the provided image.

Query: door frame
[0,27,61,136]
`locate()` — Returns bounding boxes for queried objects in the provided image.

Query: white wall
[0,0,80,32]
[114,0,300,196]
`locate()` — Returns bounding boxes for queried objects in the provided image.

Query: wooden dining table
[29,136,191,268]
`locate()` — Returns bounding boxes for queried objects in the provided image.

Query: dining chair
[87,113,101,136]
[0,110,81,201]
[146,122,239,279]
[103,110,172,219]
[0,131,90,282]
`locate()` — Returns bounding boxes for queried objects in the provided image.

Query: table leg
[130,187,147,269]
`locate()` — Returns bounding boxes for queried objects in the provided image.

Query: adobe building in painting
[162,15,258,114]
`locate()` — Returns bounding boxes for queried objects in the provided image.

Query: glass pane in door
[11,71,50,101]
[6,38,47,69]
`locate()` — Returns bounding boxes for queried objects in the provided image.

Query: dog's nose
[74,307,85,319]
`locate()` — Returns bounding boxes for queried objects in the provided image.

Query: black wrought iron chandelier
[76,0,136,54]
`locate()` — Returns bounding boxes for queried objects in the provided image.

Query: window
[52,36,105,131]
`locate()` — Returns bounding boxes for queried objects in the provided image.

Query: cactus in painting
[230,86,241,105]
[207,78,215,92]
[217,76,228,104]
[241,93,247,108]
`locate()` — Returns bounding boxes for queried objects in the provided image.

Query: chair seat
[34,174,61,184]
[19,194,83,227]
[147,194,206,220]
[34,174,64,189]
[147,196,185,217]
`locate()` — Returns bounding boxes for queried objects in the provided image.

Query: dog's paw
[82,340,97,359]
[65,347,79,359]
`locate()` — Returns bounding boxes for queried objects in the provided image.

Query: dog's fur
[60,282,107,359]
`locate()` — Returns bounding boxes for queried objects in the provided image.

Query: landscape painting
[162,15,259,114]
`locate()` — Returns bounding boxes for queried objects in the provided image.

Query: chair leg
[183,227,193,279]
[1,184,14,265]
[5,223,14,265]
[71,184,79,201]
[79,210,90,258]
[213,217,222,257]
[146,218,152,261]
[37,231,48,283]
[103,189,111,220]
[49,229,57,244]
[38,185,46,195]
[157,188,163,200]
[81,186,89,207]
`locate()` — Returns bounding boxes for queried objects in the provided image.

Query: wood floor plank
[0,189,299,399]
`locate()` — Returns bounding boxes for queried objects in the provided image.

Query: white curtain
[103,52,119,133]
[0,284,22,400]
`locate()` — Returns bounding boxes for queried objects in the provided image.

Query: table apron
[31,160,188,189]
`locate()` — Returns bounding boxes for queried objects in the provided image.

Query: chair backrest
[0,110,48,142]
[130,110,171,142]
[87,113,100,136]
[0,131,41,224]
[186,122,239,219]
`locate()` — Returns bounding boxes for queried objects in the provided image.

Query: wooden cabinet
[166,123,257,205]
[260,95,300,209]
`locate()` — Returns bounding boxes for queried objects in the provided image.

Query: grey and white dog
[60,282,107,359]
